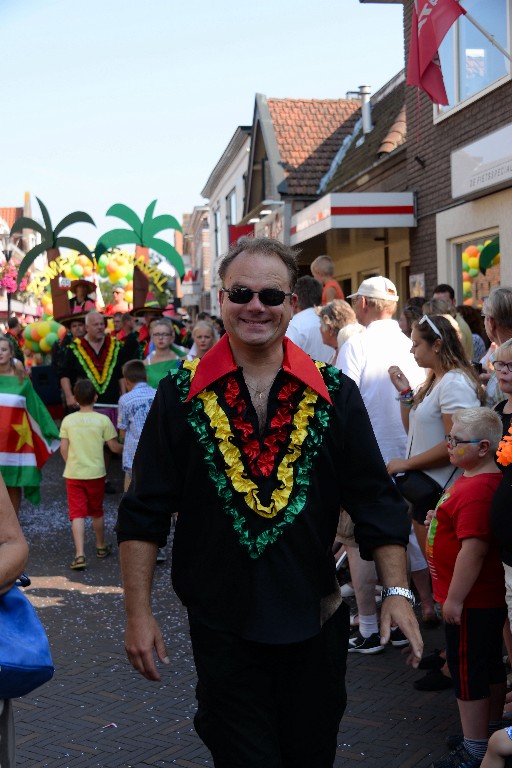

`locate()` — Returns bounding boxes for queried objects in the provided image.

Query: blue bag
[0,583,54,699]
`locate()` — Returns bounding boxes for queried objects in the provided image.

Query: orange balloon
[465,245,480,259]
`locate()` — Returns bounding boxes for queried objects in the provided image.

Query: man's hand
[125,612,170,681]
[379,596,423,668]
[386,457,409,475]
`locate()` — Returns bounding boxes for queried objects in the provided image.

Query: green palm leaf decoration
[97,200,184,277]
[11,197,96,286]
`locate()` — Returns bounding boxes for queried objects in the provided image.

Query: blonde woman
[317,300,363,364]
[186,320,218,361]
[144,319,186,389]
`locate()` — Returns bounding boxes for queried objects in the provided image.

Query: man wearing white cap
[337,276,425,653]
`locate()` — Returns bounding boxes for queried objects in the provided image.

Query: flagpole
[457,3,512,63]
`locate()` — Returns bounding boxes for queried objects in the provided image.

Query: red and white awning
[290,192,416,246]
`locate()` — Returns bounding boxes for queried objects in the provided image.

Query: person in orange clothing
[310,255,345,304]
[104,285,129,316]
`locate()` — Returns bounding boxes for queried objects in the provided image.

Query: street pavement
[13,450,460,768]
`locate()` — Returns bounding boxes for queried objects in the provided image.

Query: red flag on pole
[407,0,466,105]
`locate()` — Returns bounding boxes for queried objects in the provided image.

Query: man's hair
[122,359,148,383]
[310,255,334,277]
[433,283,455,300]
[113,311,124,320]
[365,297,398,315]
[294,276,322,309]
[483,287,512,329]
[422,298,456,318]
[73,378,96,405]
[317,299,356,334]
[218,237,299,290]
[85,310,105,327]
[122,312,134,326]
[452,407,503,452]
[7,317,20,330]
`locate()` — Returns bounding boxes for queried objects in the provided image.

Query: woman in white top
[387,314,484,556]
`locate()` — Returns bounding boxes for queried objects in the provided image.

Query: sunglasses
[221,288,292,306]
[419,314,442,338]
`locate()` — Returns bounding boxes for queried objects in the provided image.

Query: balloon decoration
[23,319,67,354]
[95,249,135,304]
[461,240,500,305]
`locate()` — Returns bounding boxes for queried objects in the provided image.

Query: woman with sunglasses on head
[387,315,485,557]
[144,318,186,389]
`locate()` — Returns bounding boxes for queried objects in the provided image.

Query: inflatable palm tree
[97,200,184,278]
[11,197,95,286]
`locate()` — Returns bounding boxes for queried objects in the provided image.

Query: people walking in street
[317,298,362,364]
[5,317,25,365]
[117,360,156,493]
[0,335,60,515]
[59,379,122,570]
[117,236,422,768]
[336,276,425,654]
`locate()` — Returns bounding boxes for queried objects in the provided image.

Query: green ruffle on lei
[174,364,342,558]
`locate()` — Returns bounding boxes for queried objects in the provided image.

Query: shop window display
[458,234,501,307]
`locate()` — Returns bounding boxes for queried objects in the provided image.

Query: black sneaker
[430,743,482,768]
[445,735,463,751]
[348,631,384,654]
[390,627,409,647]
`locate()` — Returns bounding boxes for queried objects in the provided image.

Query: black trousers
[189,602,350,768]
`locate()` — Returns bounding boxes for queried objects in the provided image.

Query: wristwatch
[381,586,416,607]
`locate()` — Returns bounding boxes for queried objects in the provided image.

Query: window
[438,0,510,112]
[225,189,237,242]
[214,208,221,260]
[455,231,500,307]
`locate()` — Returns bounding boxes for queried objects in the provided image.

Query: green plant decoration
[97,200,184,278]
[11,197,96,286]
[479,236,500,275]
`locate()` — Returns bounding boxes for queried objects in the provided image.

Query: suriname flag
[0,375,60,504]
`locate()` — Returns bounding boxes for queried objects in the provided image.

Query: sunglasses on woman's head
[221,288,293,306]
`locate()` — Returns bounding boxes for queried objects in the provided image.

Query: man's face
[85,314,106,342]
[123,315,135,333]
[113,315,123,332]
[70,320,85,339]
[219,250,296,351]
[433,291,454,307]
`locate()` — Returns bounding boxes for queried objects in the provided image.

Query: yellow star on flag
[12,413,34,451]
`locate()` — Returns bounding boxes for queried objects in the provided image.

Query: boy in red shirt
[425,407,507,768]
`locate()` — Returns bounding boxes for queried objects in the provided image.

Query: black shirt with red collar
[117,335,409,643]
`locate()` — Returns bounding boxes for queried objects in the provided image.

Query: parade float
[9,198,184,360]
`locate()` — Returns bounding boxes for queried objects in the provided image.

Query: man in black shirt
[117,237,422,768]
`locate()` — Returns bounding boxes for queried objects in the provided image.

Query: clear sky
[1,0,405,245]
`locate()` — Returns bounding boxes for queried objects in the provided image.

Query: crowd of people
[2,244,512,767]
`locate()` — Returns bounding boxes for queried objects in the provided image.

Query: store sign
[451,123,512,199]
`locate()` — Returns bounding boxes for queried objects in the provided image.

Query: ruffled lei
[71,336,120,394]
[175,359,342,558]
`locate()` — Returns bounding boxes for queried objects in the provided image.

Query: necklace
[244,376,275,400]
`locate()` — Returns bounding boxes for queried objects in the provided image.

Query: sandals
[70,555,86,570]
[96,544,111,559]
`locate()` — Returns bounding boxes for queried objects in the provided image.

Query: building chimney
[359,85,373,135]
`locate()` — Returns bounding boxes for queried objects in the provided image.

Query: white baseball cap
[347,276,399,302]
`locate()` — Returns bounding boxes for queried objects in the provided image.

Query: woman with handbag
[0,474,29,766]
[387,314,485,557]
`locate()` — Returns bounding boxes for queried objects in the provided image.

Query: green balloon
[45,332,58,348]
[72,264,83,277]
[468,268,479,277]
[99,254,108,266]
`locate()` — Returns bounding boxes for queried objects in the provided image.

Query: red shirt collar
[186,334,332,404]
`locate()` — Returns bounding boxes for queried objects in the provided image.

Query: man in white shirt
[337,276,425,654]
[285,276,333,363]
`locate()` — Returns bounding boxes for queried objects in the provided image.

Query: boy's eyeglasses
[494,361,512,373]
[419,314,442,338]
[445,435,482,448]
[221,288,292,306]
